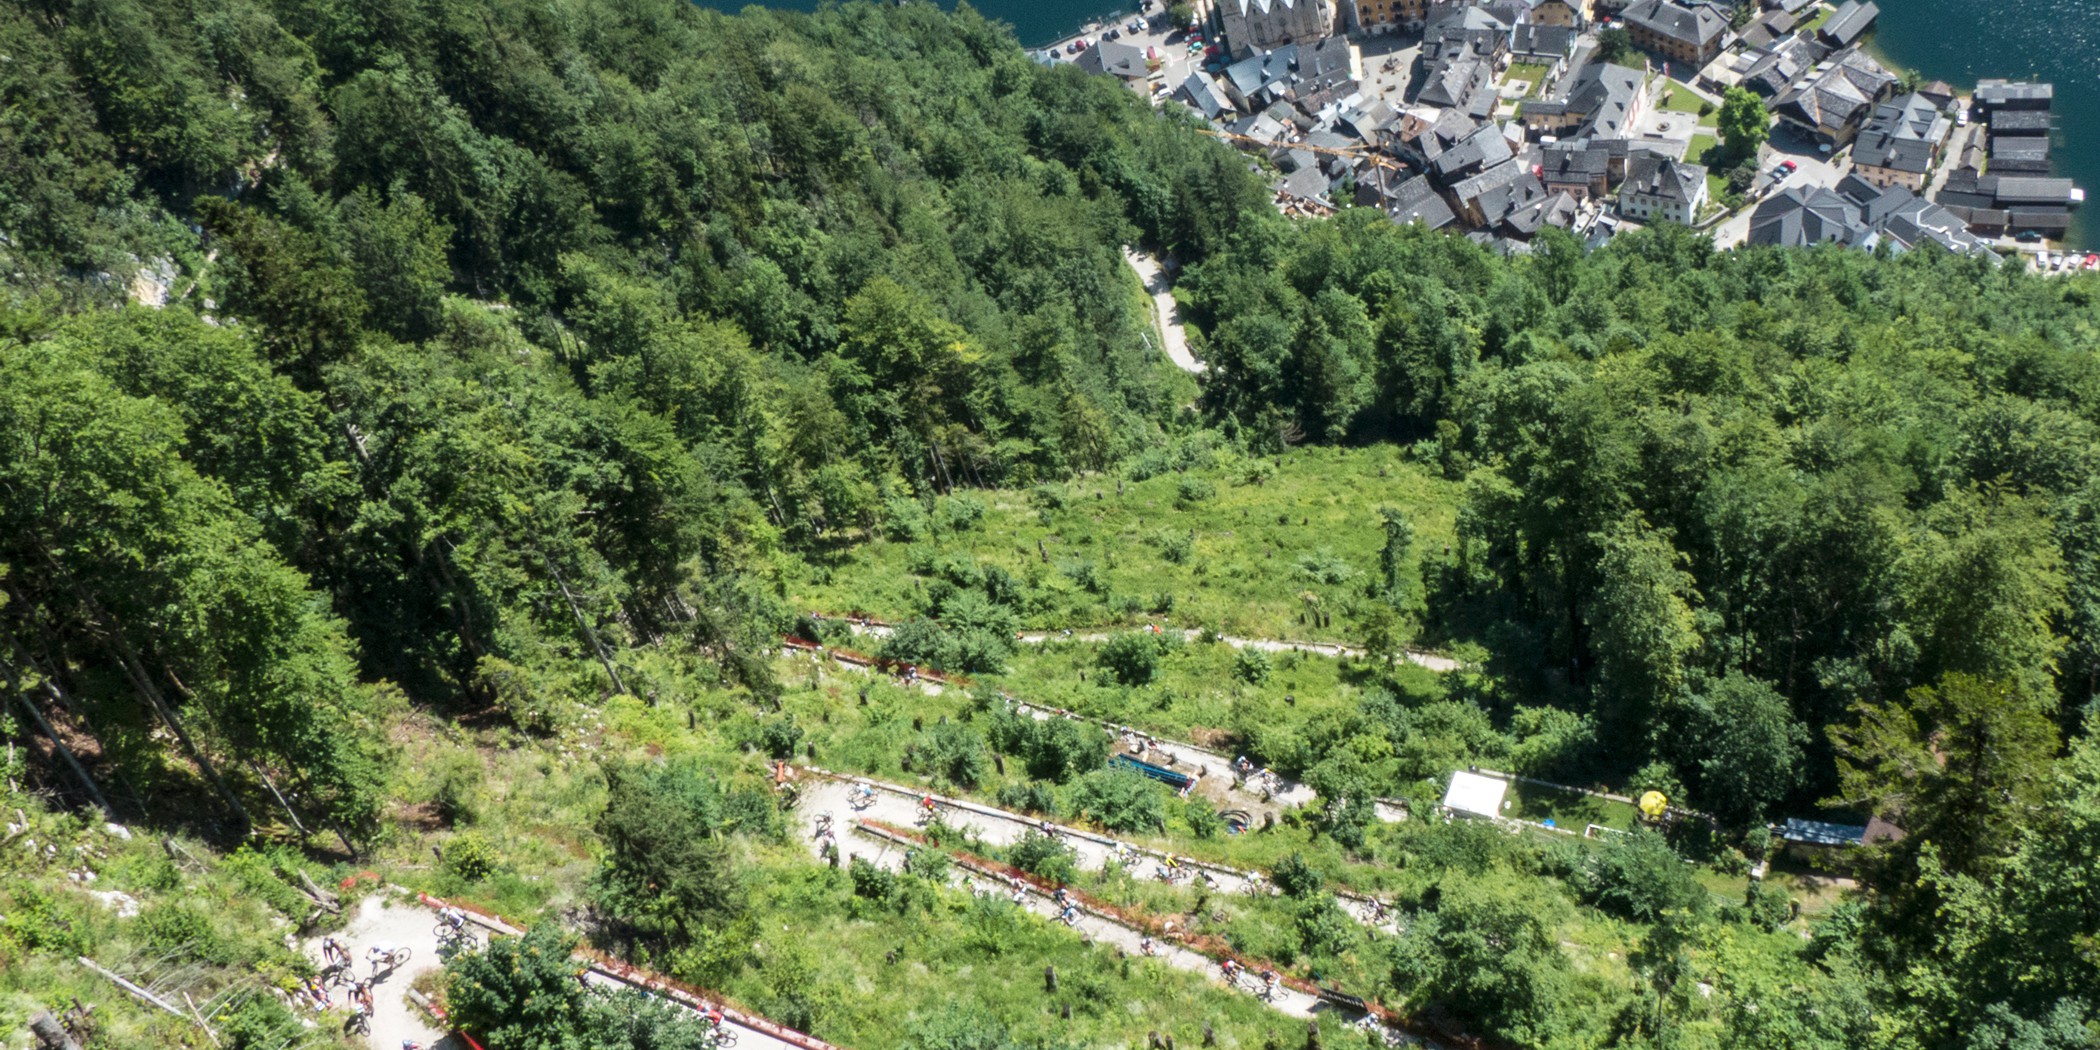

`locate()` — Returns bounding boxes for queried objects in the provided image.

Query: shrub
[1571,829,1704,923]
[1097,631,1162,686]
[1295,893,1354,958]
[1184,798,1224,839]
[936,494,986,531]
[442,831,502,882]
[1029,484,1067,511]
[883,497,933,541]
[1173,475,1215,506]
[1009,831,1077,883]
[908,723,988,788]
[1272,852,1325,897]
[446,924,588,1050]
[140,903,238,964]
[1233,647,1272,684]
[1155,530,1193,564]
[995,782,1061,816]
[992,714,1104,783]
[1069,767,1167,834]
[757,715,804,759]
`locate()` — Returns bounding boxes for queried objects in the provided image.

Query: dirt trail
[814,615,1461,673]
[1123,248,1203,374]
[798,771,1406,939]
[302,896,456,1050]
[801,800,1340,1022]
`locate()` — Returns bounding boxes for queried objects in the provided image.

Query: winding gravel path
[1124,248,1203,374]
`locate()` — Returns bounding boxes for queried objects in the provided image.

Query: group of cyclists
[1217,958,1281,1002]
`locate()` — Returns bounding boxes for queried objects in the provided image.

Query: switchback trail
[813,614,1464,673]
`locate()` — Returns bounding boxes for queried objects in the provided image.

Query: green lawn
[1505,61,1553,98]
[1658,78,1708,116]
[1799,4,1834,33]
[781,444,1461,641]
[1504,779,1642,833]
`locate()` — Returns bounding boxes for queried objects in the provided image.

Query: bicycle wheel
[715,1028,740,1048]
[392,947,413,967]
[434,922,452,942]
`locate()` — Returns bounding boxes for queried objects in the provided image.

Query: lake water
[1866,0,2096,248]
[700,0,2095,248]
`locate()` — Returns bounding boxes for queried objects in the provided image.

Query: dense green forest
[1,0,2096,1047]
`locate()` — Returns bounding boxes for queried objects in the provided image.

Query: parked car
[1780,160,1798,173]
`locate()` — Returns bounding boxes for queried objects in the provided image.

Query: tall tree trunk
[540,552,630,696]
[2,652,115,818]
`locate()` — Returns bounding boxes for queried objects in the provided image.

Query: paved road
[1124,248,1202,374]
[303,896,456,1050]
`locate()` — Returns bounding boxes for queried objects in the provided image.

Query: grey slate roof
[1818,0,1879,46]
[1223,45,1299,101]
[1542,140,1611,183]
[1623,0,1727,48]
[1852,93,1947,174]
[1988,109,2053,134]
[1536,62,1646,139]
[1383,173,1460,228]
[1981,175,2077,204]
[1988,135,2052,174]
[1432,124,1517,183]
[1975,79,2053,108]
[1509,23,1577,61]
[1749,186,1872,247]
[1741,36,1830,97]
[1623,154,1707,204]
[1079,39,1153,78]
[1177,71,1230,119]
[1773,46,1897,139]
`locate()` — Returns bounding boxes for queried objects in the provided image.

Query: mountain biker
[1139,934,1156,956]
[441,905,468,932]
[705,1007,726,1030]
[1220,958,1240,984]
[368,945,395,975]
[1260,968,1278,997]
[322,936,348,967]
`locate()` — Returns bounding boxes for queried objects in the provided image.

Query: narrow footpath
[1123,247,1204,374]
[817,614,1463,674]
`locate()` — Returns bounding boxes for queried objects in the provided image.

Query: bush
[442,831,502,882]
[1571,829,1704,923]
[1233,647,1272,684]
[1184,798,1224,839]
[883,497,933,541]
[1029,484,1067,511]
[1097,631,1163,686]
[1173,475,1215,507]
[908,723,988,788]
[1009,831,1078,883]
[139,903,236,965]
[1155,530,1194,564]
[757,715,804,759]
[995,782,1061,816]
[936,494,987,531]
[1272,852,1325,897]
[992,714,1104,783]
[1069,767,1167,834]
[446,924,589,1050]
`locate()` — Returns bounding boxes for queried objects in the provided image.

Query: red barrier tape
[415,894,849,1050]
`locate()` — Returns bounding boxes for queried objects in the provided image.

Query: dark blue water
[1867,0,2096,248]
[694,0,1136,46]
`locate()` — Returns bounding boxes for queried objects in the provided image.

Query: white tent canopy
[1442,770,1510,819]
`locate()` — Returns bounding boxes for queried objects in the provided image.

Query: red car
[1781,160,1798,173]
